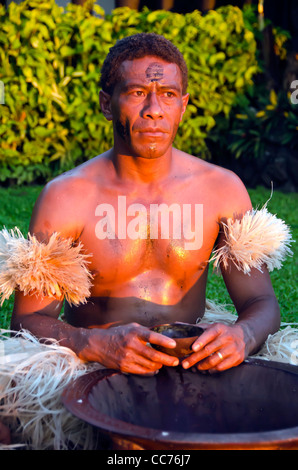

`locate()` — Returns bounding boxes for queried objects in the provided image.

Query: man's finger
[147,330,177,349]
[146,346,179,367]
[130,333,179,367]
[191,326,221,352]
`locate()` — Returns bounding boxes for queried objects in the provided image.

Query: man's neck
[110,147,174,184]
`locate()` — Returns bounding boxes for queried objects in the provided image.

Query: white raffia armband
[210,207,294,274]
[0,228,93,305]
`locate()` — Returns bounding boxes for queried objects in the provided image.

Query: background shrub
[0,0,258,184]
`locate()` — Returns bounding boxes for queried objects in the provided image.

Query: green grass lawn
[0,184,297,329]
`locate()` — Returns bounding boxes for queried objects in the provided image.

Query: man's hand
[181,323,249,373]
[78,322,179,375]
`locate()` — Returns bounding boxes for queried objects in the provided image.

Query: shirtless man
[11,33,280,375]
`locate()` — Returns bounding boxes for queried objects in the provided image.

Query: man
[11,33,281,376]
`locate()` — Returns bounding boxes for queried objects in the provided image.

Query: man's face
[101,56,189,159]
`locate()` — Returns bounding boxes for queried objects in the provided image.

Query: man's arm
[11,175,91,352]
[182,171,281,372]
[12,289,180,374]
[11,177,179,374]
[181,262,280,372]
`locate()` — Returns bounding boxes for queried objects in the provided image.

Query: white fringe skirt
[1,301,297,450]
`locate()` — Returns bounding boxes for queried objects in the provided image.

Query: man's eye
[133,90,145,97]
[165,91,175,98]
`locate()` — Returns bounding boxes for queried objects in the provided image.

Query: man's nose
[142,92,164,119]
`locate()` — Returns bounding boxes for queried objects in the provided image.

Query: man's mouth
[138,128,168,136]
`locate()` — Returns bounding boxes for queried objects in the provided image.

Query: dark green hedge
[0,0,258,184]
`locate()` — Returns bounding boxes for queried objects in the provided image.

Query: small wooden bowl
[150,322,204,358]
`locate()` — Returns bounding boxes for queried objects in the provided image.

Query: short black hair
[100,33,188,95]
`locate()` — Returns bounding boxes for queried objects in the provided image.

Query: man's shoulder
[41,154,108,204]
[176,150,244,185]
[29,154,110,238]
[197,159,245,188]
[176,150,252,215]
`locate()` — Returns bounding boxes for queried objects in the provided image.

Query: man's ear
[180,93,189,122]
[99,90,113,121]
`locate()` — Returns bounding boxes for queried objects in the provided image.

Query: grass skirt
[0,302,297,450]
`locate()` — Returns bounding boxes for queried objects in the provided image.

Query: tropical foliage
[0,0,258,183]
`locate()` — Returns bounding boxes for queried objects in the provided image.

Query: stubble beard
[115,119,179,160]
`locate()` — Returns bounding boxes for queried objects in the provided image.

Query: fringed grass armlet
[0,228,93,306]
[210,207,294,274]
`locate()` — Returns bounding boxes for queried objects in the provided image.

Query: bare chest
[80,190,219,286]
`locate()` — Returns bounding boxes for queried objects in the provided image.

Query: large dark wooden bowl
[62,359,298,450]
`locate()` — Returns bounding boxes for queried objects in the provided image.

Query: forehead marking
[145,62,164,82]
